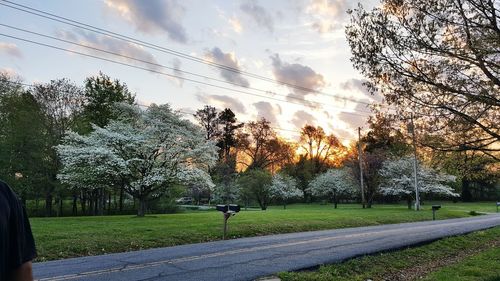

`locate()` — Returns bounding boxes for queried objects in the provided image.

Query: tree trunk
[257,198,267,210]
[283,201,286,209]
[407,197,412,210]
[461,178,472,202]
[72,194,78,216]
[97,188,104,216]
[119,186,124,212]
[138,198,147,217]
[58,197,63,217]
[108,193,111,215]
[80,193,86,215]
[45,193,53,217]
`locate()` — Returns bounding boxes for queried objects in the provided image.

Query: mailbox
[432,205,441,220]
[216,204,228,213]
[496,202,500,213]
[216,204,240,213]
[216,204,241,240]
[229,204,240,213]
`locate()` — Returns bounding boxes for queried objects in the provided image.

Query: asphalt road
[34,214,500,281]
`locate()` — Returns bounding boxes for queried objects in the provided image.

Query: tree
[346,113,410,207]
[269,173,302,209]
[429,148,500,201]
[237,168,273,210]
[194,105,220,141]
[211,153,240,204]
[379,156,459,209]
[299,125,345,173]
[57,103,218,216]
[0,79,49,207]
[77,72,135,213]
[81,72,135,131]
[308,168,356,208]
[237,118,294,172]
[346,0,500,155]
[217,108,244,161]
[282,155,314,201]
[31,79,86,216]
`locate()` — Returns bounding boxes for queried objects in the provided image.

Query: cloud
[253,101,281,124]
[291,110,317,129]
[196,94,247,114]
[270,54,325,98]
[240,0,274,32]
[104,0,187,43]
[56,30,160,72]
[307,0,349,33]
[170,58,184,86]
[205,47,250,87]
[337,101,371,129]
[0,43,22,58]
[340,78,383,103]
[228,16,243,33]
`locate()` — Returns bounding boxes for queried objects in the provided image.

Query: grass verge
[278,226,500,281]
[31,202,497,261]
[422,246,500,281]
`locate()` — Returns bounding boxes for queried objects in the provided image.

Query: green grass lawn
[279,226,500,281]
[423,247,500,281]
[30,202,498,261]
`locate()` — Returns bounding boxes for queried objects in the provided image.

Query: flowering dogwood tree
[269,173,302,209]
[308,168,356,208]
[379,156,458,209]
[57,103,218,216]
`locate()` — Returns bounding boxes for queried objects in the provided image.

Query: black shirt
[0,180,36,281]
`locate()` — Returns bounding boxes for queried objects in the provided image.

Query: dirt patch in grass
[384,238,500,281]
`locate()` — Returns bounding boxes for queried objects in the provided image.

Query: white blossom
[307,168,356,201]
[57,103,218,215]
[379,156,458,198]
[269,173,302,202]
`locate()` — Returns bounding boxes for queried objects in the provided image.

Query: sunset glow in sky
[0,0,381,142]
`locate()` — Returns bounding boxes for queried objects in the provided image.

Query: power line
[0,32,372,117]
[1,80,358,142]
[0,23,374,114]
[138,103,357,142]
[0,0,376,107]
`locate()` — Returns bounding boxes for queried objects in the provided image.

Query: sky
[0,0,382,143]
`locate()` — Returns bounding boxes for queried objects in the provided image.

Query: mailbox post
[432,205,441,220]
[216,204,240,240]
[496,202,500,213]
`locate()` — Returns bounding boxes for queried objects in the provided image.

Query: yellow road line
[36,216,500,281]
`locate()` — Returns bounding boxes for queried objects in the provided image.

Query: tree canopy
[346,0,499,156]
[308,168,357,208]
[379,156,458,208]
[57,103,218,216]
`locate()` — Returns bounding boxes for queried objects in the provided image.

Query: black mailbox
[216,204,228,213]
[432,205,441,211]
[229,204,240,213]
[216,204,241,240]
[431,205,441,220]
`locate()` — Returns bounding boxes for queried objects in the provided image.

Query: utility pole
[409,113,420,211]
[358,127,366,209]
